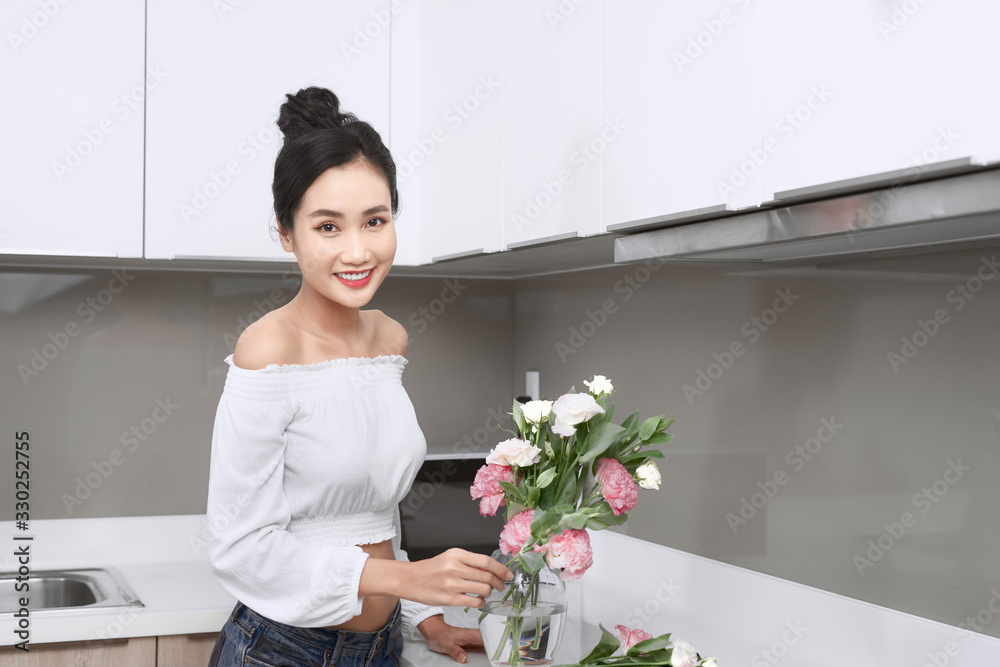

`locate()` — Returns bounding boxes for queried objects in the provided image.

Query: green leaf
[512,400,527,437]
[627,635,672,656]
[530,508,563,538]
[579,623,622,663]
[579,422,625,464]
[536,467,557,489]
[639,416,660,441]
[555,475,580,505]
[498,480,522,504]
[526,484,540,506]
[519,550,546,572]
[645,432,672,446]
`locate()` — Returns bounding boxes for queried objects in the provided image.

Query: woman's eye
[317,223,338,232]
[367,217,389,228]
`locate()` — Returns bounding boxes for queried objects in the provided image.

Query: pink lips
[334,270,373,289]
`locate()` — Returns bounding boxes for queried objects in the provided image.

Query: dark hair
[272,87,398,236]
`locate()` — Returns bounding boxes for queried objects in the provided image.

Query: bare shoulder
[232,312,301,370]
[369,309,409,357]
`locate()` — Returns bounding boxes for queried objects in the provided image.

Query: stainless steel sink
[1,568,143,613]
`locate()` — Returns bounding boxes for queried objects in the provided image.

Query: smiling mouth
[334,269,373,282]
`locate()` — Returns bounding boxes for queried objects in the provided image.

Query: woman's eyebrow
[308,204,390,219]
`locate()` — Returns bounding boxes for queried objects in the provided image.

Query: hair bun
[277,86,359,143]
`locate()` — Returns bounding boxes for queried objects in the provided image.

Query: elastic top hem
[287,510,397,547]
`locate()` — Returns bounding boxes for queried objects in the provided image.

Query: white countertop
[1,515,235,645]
[5,515,1000,666]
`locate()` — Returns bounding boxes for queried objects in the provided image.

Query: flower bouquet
[469,375,672,666]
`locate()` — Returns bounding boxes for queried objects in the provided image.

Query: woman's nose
[340,229,368,263]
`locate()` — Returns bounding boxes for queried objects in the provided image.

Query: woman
[206,87,512,666]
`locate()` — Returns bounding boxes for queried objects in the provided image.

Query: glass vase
[478,550,568,667]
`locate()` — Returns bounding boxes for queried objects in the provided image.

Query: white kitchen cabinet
[0,0,144,258]
[761,0,1000,199]
[144,0,400,262]
[502,0,603,249]
[601,0,762,228]
[392,0,504,264]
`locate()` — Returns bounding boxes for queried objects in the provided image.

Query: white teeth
[335,269,372,281]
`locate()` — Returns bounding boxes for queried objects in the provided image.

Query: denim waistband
[233,599,401,657]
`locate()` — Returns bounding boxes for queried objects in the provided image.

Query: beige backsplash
[2,243,999,638]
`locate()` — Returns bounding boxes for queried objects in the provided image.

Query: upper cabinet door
[762,0,1000,199]
[601,0,762,228]
[503,0,603,248]
[0,0,144,258]
[394,0,504,264]
[145,0,392,262]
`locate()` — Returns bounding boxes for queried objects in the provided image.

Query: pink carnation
[615,624,654,652]
[499,509,536,555]
[470,463,515,517]
[541,528,593,580]
[596,457,638,516]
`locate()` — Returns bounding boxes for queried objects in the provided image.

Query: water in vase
[480,602,567,667]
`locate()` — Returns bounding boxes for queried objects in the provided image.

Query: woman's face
[280,160,396,310]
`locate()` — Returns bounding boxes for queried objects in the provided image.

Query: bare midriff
[324,538,399,632]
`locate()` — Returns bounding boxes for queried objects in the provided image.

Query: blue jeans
[207,600,404,667]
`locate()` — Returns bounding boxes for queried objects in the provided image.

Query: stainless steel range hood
[614,159,1000,265]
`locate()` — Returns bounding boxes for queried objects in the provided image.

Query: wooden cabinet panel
[0,637,156,667]
[157,632,219,667]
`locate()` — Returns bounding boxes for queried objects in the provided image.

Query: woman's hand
[402,548,513,608]
[418,614,485,664]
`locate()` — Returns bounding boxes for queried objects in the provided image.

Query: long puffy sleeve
[391,506,446,638]
[206,390,370,626]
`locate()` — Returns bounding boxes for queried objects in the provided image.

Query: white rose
[669,640,698,667]
[701,658,719,667]
[636,460,661,490]
[583,375,613,395]
[521,400,553,424]
[486,438,541,467]
[552,393,605,436]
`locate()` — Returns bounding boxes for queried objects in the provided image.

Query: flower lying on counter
[553,623,720,667]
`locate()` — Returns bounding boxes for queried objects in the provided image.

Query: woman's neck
[289,284,363,341]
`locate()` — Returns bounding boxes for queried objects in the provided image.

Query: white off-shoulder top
[206,352,444,636]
